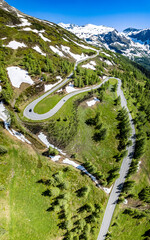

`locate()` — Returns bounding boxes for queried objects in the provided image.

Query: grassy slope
[0,126,107,240]
[34,93,63,114]
[110,205,150,240]
[65,82,119,175]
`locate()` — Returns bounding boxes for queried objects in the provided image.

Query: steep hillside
[59,23,150,70]
[0,0,97,106]
[0,1,150,240]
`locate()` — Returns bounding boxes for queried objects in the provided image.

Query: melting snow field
[82,62,96,70]
[103,186,112,194]
[61,45,87,61]
[38,132,66,155]
[104,60,113,66]
[39,33,51,42]
[0,102,8,121]
[51,155,61,162]
[103,76,108,80]
[7,67,34,88]
[33,46,46,56]
[86,97,100,107]
[63,158,80,168]
[65,82,76,93]
[50,46,64,57]
[72,40,96,51]
[38,132,100,186]
[0,102,31,144]
[18,17,31,27]
[6,40,27,50]
[44,78,62,92]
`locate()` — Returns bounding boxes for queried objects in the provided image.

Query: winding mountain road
[24,50,100,120]
[23,53,135,240]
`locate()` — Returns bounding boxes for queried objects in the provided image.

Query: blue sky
[6,0,150,31]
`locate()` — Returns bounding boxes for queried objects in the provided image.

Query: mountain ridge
[59,23,150,70]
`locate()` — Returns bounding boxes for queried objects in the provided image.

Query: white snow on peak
[6,40,27,50]
[33,45,46,56]
[50,46,64,57]
[59,23,114,39]
[7,67,34,88]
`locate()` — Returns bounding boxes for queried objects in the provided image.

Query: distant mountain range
[59,23,150,70]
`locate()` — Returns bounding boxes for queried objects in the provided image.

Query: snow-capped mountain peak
[59,22,150,70]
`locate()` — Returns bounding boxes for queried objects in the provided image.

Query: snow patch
[51,155,61,162]
[7,67,34,88]
[22,27,39,33]
[63,158,80,168]
[65,82,76,93]
[11,129,31,144]
[38,132,66,155]
[0,102,8,122]
[6,40,27,50]
[72,40,96,51]
[103,186,112,194]
[123,199,128,205]
[103,76,108,80]
[0,102,31,144]
[44,79,62,92]
[61,45,87,61]
[101,52,111,58]
[137,161,141,172]
[56,88,63,93]
[50,46,64,57]
[33,45,46,56]
[56,76,63,81]
[86,97,100,107]
[104,60,113,66]
[39,33,51,42]
[82,61,96,70]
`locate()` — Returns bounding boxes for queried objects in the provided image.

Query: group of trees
[86,111,107,142]
[72,66,100,88]
[116,107,131,151]
[0,58,13,103]
[38,170,102,240]
[23,53,54,77]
